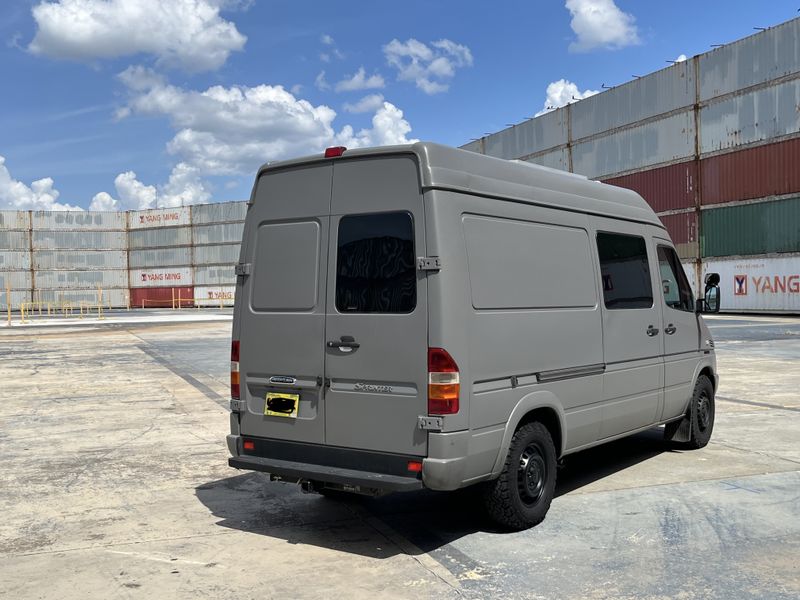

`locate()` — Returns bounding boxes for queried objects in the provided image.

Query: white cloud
[565,0,640,52]
[321,34,334,46]
[28,0,246,72]
[315,70,330,91]
[290,84,303,95]
[90,165,209,210]
[343,94,385,114]
[0,155,82,211]
[535,79,600,116]
[336,102,417,148]
[674,54,687,63]
[383,38,473,94]
[116,67,417,178]
[335,67,385,92]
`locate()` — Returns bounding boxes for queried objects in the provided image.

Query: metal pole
[5,283,11,327]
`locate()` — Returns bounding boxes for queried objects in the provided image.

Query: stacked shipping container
[128,207,194,308]
[192,201,246,307]
[31,211,128,307]
[463,17,800,312]
[0,210,32,309]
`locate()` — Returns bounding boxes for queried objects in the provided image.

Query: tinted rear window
[597,232,653,309]
[336,212,416,313]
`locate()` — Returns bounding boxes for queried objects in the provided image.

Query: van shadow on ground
[195,427,670,559]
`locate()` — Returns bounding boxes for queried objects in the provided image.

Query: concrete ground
[0,314,798,599]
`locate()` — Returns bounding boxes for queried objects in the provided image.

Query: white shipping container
[128,226,191,249]
[33,250,127,270]
[35,269,128,289]
[699,78,800,155]
[571,61,695,140]
[0,211,30,230]
[484,108,568,160]
[1,289,32,311]
[129,206,191,229]
[0,251,31,270]
[0,230,30,250]
[129,267,193,288]
[194,285,235,306]
[572,110,696,179]
[193,222,244,245]
[681,260,699,296]
[194,244,240,265]
[35,288,129,308]
[702,254,800,313]
[32,230,126,250]
[699,19,800,101]
[0,270,32,290]
[194,265,236,285]
[32,210,126,230]
[129,247,192,268]
[191,201,247,224]
[523,148,570,172]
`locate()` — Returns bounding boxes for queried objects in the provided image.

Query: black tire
[686,375,715,449]
[482,422,557,531]
[665,374,715,448]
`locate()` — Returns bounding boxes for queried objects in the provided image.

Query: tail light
[428,347,459,415]
[324,146,346,158]
[231,340,240,400]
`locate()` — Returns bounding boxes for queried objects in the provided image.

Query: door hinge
[417,257,442,271]
[235,263,251,276]
[418,416,443,431]
[230,398,246,413]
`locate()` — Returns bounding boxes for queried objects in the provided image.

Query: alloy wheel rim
[697,391,712,431]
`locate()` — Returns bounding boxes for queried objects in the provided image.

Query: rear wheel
[482,422,557,531]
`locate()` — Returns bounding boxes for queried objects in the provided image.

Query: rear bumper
[229,455,423,492]
[227,435,424,492]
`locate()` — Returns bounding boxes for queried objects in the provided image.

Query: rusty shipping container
[701,137,800,206]
[659,212,699,259]
[602,160,697,213]
[701,196,800,257]
[130,286,194,308]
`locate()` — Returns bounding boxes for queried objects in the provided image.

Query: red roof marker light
[325,146,347,158]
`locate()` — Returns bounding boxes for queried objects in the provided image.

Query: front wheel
[482,422,557,531]
[665,375,715,449]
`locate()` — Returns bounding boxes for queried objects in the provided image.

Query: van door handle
[327,336,360,350]
[664,324,677,335]
[646,325,660,337]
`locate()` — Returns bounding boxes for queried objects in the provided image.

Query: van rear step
[229,455,423,492]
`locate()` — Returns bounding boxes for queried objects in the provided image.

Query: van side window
[657,245,694,311]
[596,232,653,309]
[336,212,416,313]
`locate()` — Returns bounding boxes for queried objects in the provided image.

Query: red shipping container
[602,160,697,213]
[130,286,194,308]
[701,137,800,206]
[659,211,698,260]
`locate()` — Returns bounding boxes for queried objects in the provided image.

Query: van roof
[257,142,664,228]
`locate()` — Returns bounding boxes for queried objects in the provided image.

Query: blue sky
[0,0,797,211]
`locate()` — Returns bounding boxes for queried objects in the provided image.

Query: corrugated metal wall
[0,202,247,311]
[463,17,800,311]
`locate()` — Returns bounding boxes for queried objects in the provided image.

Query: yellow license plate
[265,392,299,418]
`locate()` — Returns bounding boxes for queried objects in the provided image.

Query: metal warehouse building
[462,17,800,313]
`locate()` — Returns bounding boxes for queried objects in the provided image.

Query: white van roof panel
[256,142,664,228]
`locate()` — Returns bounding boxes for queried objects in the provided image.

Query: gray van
[227,142,720,530]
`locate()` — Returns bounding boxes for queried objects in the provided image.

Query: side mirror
[700,272,721,313]
[704,286,720,313]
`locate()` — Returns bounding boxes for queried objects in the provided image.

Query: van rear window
[335,212,416,313]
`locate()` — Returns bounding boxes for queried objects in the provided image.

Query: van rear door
[323,156,429,456]
[237,164,331,444]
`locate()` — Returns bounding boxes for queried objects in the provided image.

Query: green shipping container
[701,196,800,257]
